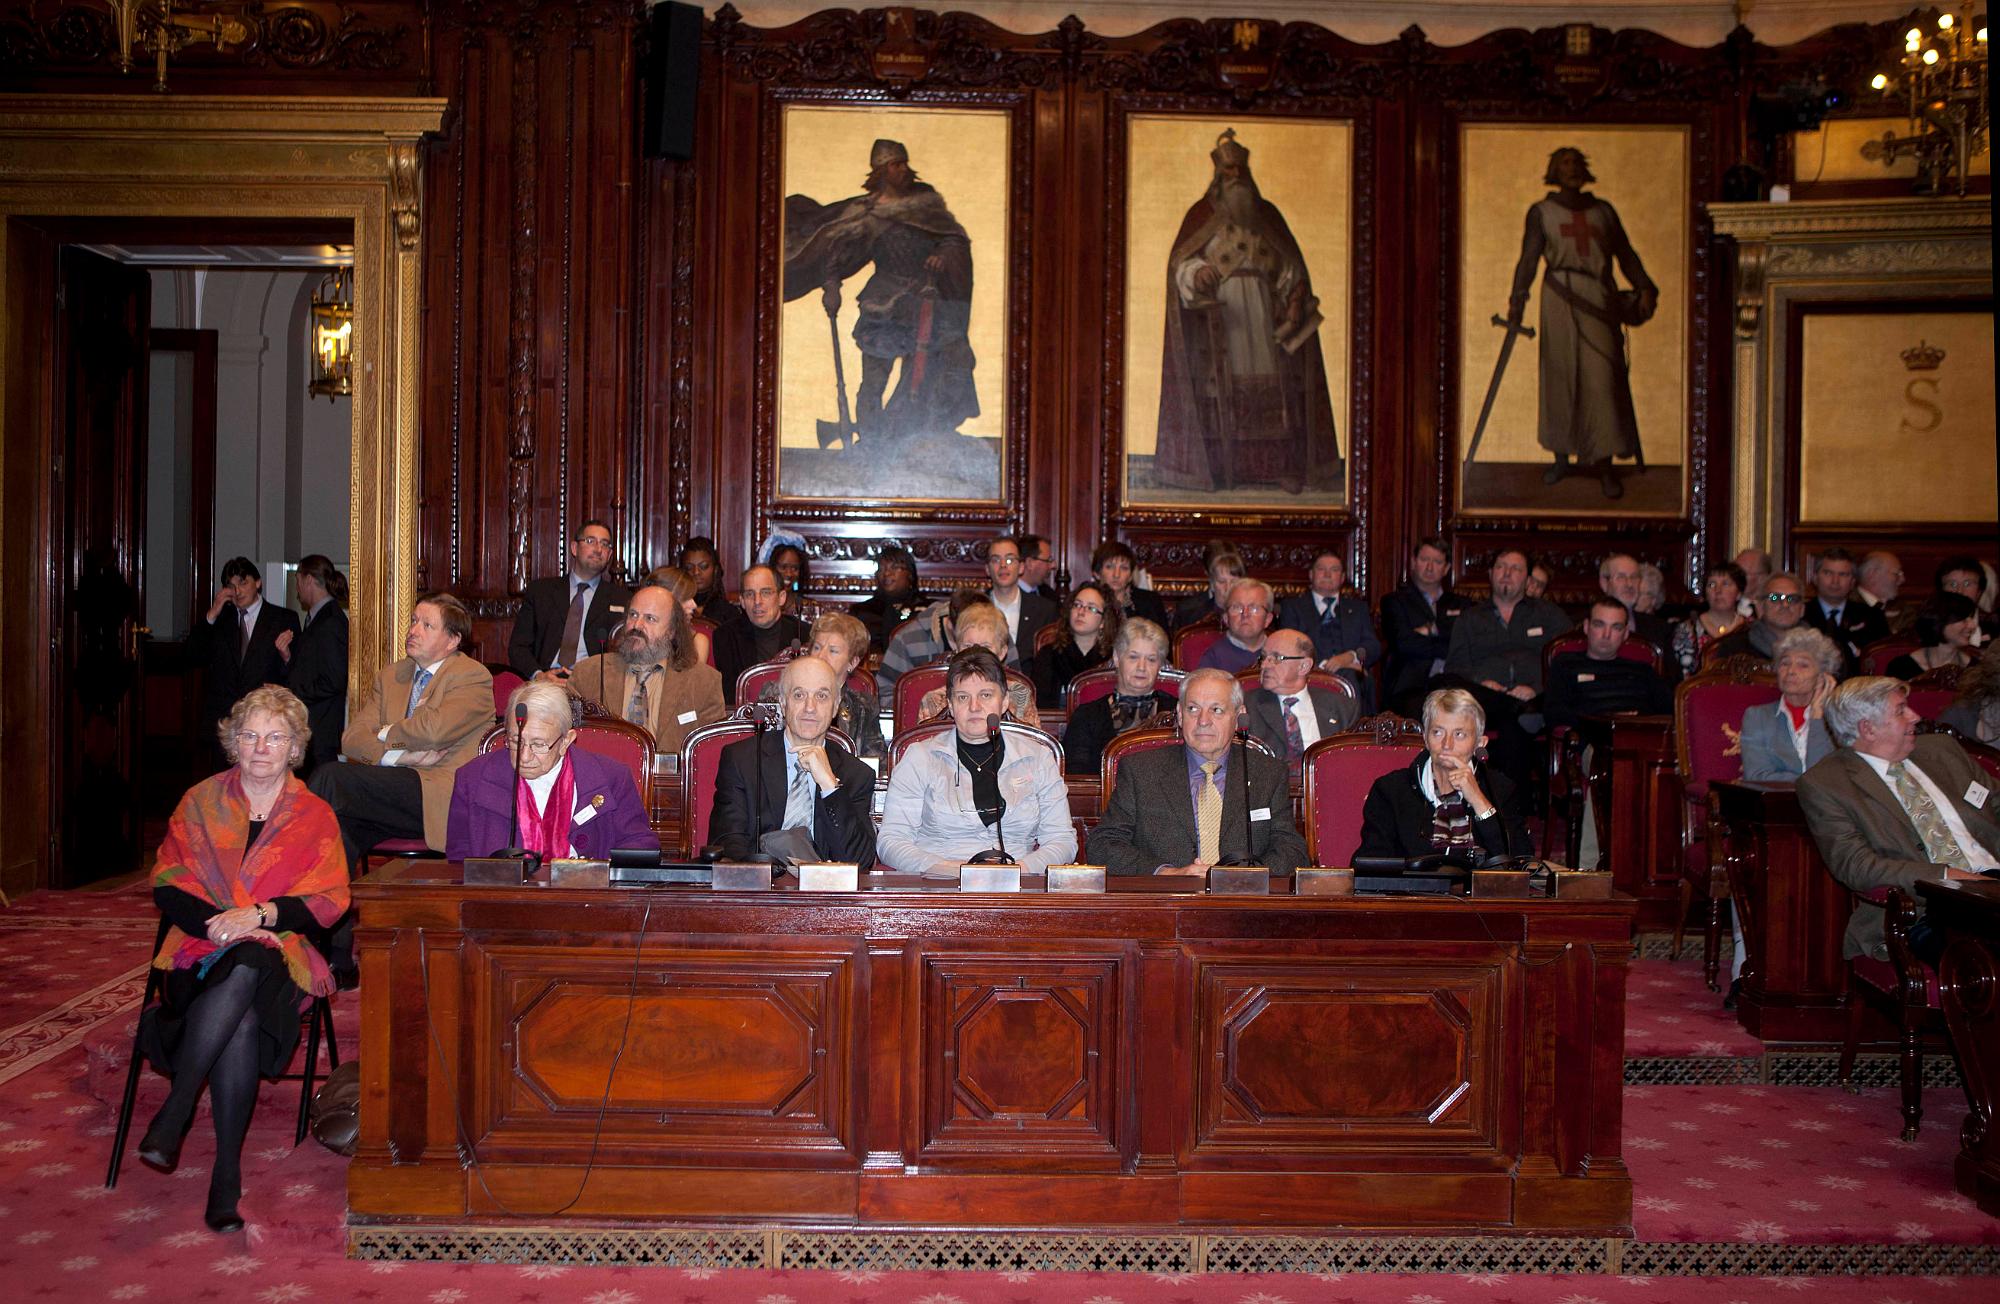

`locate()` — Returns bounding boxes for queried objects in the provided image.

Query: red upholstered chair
[1301,714,1425,866]
[1231,666,1356,703]
[677,711,854,857]
[690,616,718,668]
[891,663,950,736]
[1033,622,1064,653]
[486,666,524,724]
[1096,724,1277,813]
[737,652,877,706]
[1861,636,1921,677]
[1065,666,1185,712]
[1172,618,1224,670]
[1906,664,1964,721]
[1672,656,1779,989]
[1961,734,2000,784]
[1837,888,1945,1140]
[482,715,656,805]
[1535,632,1662,857]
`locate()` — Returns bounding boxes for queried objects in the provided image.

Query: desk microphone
[491,701,543,876]
[737,706,775,866]
[1212,728,1257,868]
[966,713,1016,865]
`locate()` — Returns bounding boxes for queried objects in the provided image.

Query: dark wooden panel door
[54,246,150,886]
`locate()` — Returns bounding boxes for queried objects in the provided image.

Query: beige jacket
[341,652,495,850]
[569,654,727,756]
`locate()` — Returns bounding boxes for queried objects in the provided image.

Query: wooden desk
[1712,781,1851,1043]
[1916,879,2000,1216]
[1576,713,1681,930]
[350,863,1634,1233]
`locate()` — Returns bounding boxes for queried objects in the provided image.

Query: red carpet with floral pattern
[0,886,1992,1302]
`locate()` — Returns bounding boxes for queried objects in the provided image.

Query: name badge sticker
[1250,807,1272,822]
[1968,782,1990,810]
[607,605,625,614]
[574,803,600,826]
[1527,626,1544,637]
[677,710,699,724]
[1576,672,1596,683]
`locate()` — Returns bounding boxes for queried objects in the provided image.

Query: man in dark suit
[1380,537,1471,717]
[1019,532,1059,604]
[1244,629,1359,766]
[1171,548,1245,629]
[1089,668,1307,874]
[709,657,877,867]
[1804,546,1891,664]
[192,556,300,768]
[275,555,348,773]
[1275,549,1382,710]
[985,535,1057,664]
[1797,677,2000,965]
[713,564,810,705]
[507,519,633,677]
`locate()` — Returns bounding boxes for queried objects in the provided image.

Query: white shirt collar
[239,596,263,628]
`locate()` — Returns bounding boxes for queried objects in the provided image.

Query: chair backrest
[482,714,655,794]
[1542,630,1663,677]
[677,717,757,856]
[1097,724,1278,810]
[1907,663,1963,721]
[488,668,525,723]
[885,718,1063,777]
[1302,715,1425,866]
[1033,621,1063,653]
[1862,636,1920,677]
[1232,666,1356,704]
[1065,665,1186,712]
[690,616,718,667]
[1960,735,2000,784]
[892,662,950,736]
[1673,659,1779,784]
[1172,621,1224,671]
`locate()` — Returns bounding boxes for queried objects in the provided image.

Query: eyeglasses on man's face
[1763,593,1803,606]
[1259,651,1312,663]
[1227,603,1269,616]
[506,736,564,756]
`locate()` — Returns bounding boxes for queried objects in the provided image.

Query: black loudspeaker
[644,1,702,161]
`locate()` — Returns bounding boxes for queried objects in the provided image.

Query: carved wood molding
[0,0,421,79]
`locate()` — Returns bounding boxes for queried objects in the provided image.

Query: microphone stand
[736,707,775,866]
[491,701,543,878]
[966,712,1016,865]
[1212,728,1258,868]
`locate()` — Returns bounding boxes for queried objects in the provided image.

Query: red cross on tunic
[1559,208,1597,257]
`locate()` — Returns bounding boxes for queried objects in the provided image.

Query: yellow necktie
[1196,761,1222,864]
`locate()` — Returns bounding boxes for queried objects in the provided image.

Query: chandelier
[1863,6,1990,196]
[308,266,354,401]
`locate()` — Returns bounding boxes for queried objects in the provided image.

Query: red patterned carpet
[0,887,1992,1301]
[1621,957,1763,1061]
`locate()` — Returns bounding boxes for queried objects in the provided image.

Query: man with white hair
[1598,552,1674,671]
[709,655,877,867]
[1856,550,1909,631]
[1797,676,2000,965]
[1090,668,1306,874]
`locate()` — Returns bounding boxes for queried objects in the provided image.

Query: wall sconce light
[308,266,354,401]
[1861,3,1989,196]
[106,0,252,93]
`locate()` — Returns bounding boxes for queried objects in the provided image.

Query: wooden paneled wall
[2,2,1923,650]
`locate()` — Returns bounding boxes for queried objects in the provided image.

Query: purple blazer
[444,746,658,862]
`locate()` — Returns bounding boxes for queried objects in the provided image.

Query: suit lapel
[1835,752,1927,857]
[1158,748,1199,858]
[761,731,789,835]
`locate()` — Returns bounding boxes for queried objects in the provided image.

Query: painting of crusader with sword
[1467,145,1659,502]
[781,136,996,500]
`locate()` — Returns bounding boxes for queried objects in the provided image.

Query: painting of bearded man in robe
[1143,128,1344,501]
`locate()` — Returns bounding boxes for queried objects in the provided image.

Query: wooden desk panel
[1713,781,1851,1043]
[351,864,1634,1232]
[1579,714,1682,930]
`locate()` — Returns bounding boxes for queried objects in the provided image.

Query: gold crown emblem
[1901,340,1946,371]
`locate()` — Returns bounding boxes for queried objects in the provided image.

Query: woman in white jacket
[879,647,1075,877]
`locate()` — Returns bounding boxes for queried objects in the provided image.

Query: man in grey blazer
[1244,628,1359,766]
[1796,676,2000,963]
[1089,668,1307,874]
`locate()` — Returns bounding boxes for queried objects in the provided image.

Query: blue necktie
[406,666,433,718]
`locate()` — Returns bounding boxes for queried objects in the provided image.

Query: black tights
[149,963,262,1213]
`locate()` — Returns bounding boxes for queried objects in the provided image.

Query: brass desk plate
[1294,868,1355,896]
[710,862,774,891]
[797,862,860,892]
[1046,864,1107,893]
[1471,869,1536,898]
[547,858,610,888]
[1207,866,1270,895]
[960,863,1023,892]
[1553,870,1614,900]
[463,856,533,886]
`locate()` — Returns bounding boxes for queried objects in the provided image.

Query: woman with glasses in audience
[879,648,1075,877]
[139,685,349,1234]
[444,681,657,862]
[1090,540,1169,625]
[1029,581,1119,708]
[1671,561,1748,677]
[1061,618,1174,776]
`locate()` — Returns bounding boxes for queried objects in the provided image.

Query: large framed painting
[775,103,1011,504]
[1120,113,1353,511]
[1791,301,1995,525]
[1455,122,1690,517]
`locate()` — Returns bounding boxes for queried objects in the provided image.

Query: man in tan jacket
[552,580,725,756]
[311,591,495,868]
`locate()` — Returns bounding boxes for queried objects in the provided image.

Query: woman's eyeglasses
[234,731,293,751]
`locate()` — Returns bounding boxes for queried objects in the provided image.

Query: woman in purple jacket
[445,682,657,862]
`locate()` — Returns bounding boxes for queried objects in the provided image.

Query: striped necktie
[405,666,432,718]
[1196,762,1223,864]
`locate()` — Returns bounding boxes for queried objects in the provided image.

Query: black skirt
[139,942,309,1079]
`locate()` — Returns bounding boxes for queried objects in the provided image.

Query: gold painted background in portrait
[1456,124,1688,474]
[1788,117,1990,184]
[1121,115,1351,507]
[777,105,1009,498]
[1798,311,1996,523]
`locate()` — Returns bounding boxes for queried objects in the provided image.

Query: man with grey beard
[1152,129,1342,497]
[548,581,726,755]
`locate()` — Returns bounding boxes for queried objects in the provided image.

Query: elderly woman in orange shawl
[139,684,348,1234]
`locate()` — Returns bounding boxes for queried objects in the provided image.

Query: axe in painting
[817,294,856,450]
[1464,313,1535,465]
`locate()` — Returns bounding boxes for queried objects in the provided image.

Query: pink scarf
[514,750,577,861]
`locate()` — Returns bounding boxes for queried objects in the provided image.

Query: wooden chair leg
[295,998,328,1147]
[1672,878,1693,961]
[1703,894,1725,992]
[1899,1009,1923,1142]
[1838,977,1864,1095]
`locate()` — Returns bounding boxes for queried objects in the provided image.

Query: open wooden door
[53,247,151,886]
